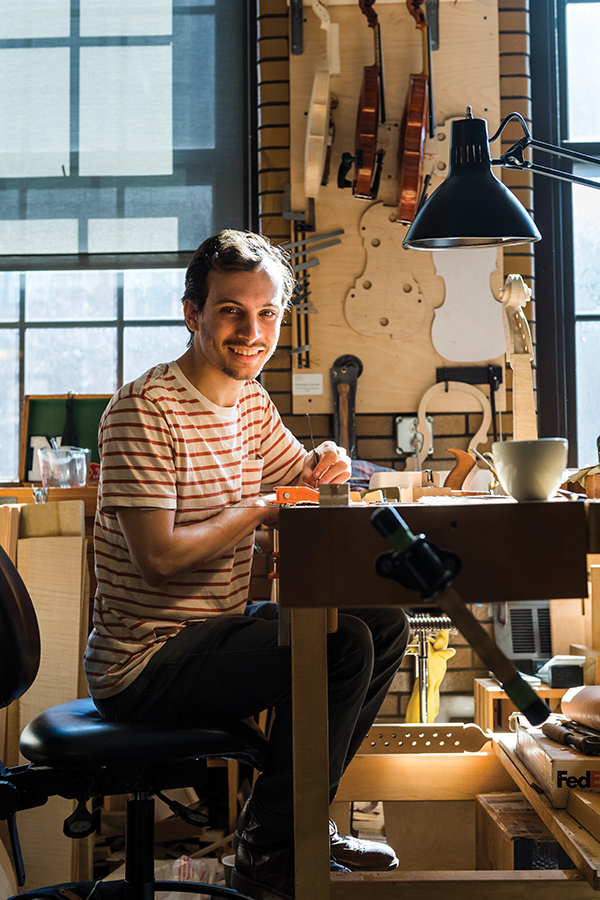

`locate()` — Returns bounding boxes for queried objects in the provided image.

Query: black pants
[94,603,409,837]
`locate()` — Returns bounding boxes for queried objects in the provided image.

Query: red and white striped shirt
[84,361,306,699]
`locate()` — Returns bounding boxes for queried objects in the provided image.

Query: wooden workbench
[278,499,600,900]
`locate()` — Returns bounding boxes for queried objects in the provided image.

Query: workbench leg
[291,607,330,900]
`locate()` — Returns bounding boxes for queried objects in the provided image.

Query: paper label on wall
[293,374,323,395]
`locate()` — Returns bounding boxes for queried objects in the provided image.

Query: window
[532,1,600,466]
[0,269,188,481]
[0,0,249,258]
[565,2,600,464]
[0,0,251,483]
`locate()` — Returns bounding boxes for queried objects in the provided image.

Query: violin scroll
[406,0,427,30]
[359,0,379,28]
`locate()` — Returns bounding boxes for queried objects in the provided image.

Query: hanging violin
[396,0,435,224]
[338,0,386,201]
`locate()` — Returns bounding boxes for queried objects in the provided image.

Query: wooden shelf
[494,735,600,891]
[475,677,571,732]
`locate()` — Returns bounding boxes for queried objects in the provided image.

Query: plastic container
[37,446,89,488]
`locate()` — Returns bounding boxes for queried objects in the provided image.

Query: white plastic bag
[154,854,212,900]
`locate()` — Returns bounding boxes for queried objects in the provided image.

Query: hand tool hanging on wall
[425,0,439,50]
[330,354,363,459]
[281,229,344,369]
[290,0,304,54]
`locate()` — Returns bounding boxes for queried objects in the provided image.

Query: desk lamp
[403,106,600,250]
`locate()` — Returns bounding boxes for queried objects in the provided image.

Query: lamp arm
[494,156,600,190]
[490,122,600,190]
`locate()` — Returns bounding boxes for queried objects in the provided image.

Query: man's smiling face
[184,262,285,391]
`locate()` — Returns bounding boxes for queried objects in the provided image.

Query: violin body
[396,0,433,224]
[337,0,385,200]
[354,63,380,199]
[397,72,428,223]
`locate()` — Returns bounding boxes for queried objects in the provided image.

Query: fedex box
[515,719,600,808]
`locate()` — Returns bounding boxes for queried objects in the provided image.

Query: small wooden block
[567,790,600,843]
[19,500,85,539]
[400,487,453,502]
[361,489,384,503]
[586,475,600,499]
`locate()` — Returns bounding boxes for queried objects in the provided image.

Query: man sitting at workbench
[84,230,409,900]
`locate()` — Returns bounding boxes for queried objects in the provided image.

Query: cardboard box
[476,792,576,870]
[515,718,600,807]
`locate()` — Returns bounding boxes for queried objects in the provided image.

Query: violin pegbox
[344,201,426,340]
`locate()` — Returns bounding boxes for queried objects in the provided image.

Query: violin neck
[421,27,430,78]
[373,22,386,124]
[422,24,435,137]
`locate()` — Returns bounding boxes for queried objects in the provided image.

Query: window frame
[0,0,257,272]
[0,1,259,485]
[531,0,600,465]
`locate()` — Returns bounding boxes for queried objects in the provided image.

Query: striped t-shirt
[84,360,306,699]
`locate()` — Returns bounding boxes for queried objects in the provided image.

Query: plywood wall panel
[288,0,505,416]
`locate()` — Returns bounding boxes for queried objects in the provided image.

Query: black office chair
[0,543,267,900]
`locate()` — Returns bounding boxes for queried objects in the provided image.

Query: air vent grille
[492,601,553,661]
[538,606,552,657]
[510,607,536,655]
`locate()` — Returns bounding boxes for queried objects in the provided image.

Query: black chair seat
[20,698,268,770]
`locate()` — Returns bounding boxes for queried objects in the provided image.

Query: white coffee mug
[491,438,568,502]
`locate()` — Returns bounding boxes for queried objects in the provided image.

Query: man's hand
[298,440,351,489]
[245,493,279,528]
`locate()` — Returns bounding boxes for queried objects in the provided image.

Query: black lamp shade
[403,116,542,249]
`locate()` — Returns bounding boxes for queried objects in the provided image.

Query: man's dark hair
[182,230,296,346]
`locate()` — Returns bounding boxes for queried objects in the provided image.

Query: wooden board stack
[0,502,21,825]
[12,500,93,889]
[0,504,21,565]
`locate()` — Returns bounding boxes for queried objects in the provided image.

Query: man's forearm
[117,500,276,588]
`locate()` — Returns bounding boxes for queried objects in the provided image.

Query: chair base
[10,792,253,900]
[12,879,245,900]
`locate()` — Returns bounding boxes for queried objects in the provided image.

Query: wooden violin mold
[345,201,425,340]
